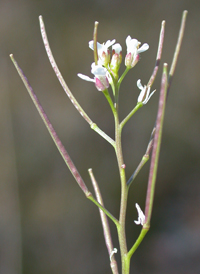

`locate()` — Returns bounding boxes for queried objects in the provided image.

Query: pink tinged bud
[125,35,149,68]
[92,63,110,91]
[112,43,122,54]
[110,43,122,72]
[77,63,111,92]
[125,52,133,68]
[131,54,140,68]
[95,76,109,91]
[100,49,110,67]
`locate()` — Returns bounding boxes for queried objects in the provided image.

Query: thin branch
[88,169,119,274]
[10,54,90,196]
[167,10,188,94]
[147,20,166,88]
[127,227,148,260]
[39,16,92,125]
[120,102,143,130]
[128,64,168,261]
[87,193,119,226]
[10,54,118,225]
[127,128,155,187]
[93,21,99,65]
[120,21,165,131]
[39,16,114,146]
[127,10,187,188]
[144,63,168,227]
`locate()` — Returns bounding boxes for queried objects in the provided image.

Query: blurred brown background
[0,0,199,273]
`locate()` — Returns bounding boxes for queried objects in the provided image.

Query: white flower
[78,63,111,91]
[89,39,116,66]
[134,203,145,226]
[89,39,116,54]
[125,36,149,68]
[137,79,156,104]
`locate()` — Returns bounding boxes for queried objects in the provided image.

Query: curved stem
[39,16,93,125]
[127,228,148,260]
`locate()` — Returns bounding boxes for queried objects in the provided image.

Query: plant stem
[167,10,188,93]
[88,169,119,274]
[127,128,155,188]
[117,67,130,89]
[147,20,165,88]
[120,102,143,130]
[10,54,90,195]
[127,228,148,259]
[113,98,129,273]
[39,16,113,145]
[87,194,119,226]
[93,21,99,65]
[144,63,168,227]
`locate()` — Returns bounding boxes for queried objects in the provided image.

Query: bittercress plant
[10,11,187,274]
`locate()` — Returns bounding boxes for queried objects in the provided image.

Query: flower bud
[110,43,122,76]
[125,36,149,68]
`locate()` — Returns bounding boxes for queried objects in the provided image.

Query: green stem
[117,67,130,89]
[90,123,115,148]
[127,228,148,260]
[103,89,116,115]
[127,128,155,188]
[120,102,143,130]
[114,107,129,274]
[87,193,119,227]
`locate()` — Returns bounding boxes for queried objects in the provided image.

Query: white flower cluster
[78,33,155,104]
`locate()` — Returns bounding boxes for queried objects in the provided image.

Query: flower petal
[77,73,95,82]
[143,89,156,104]
[134,203,145,226]
[91,63,107,76]
[112,43,122,54]
[104,39,116,48]
[138,43,149,53]
[89,41,102,51]
[137,79,143,90]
